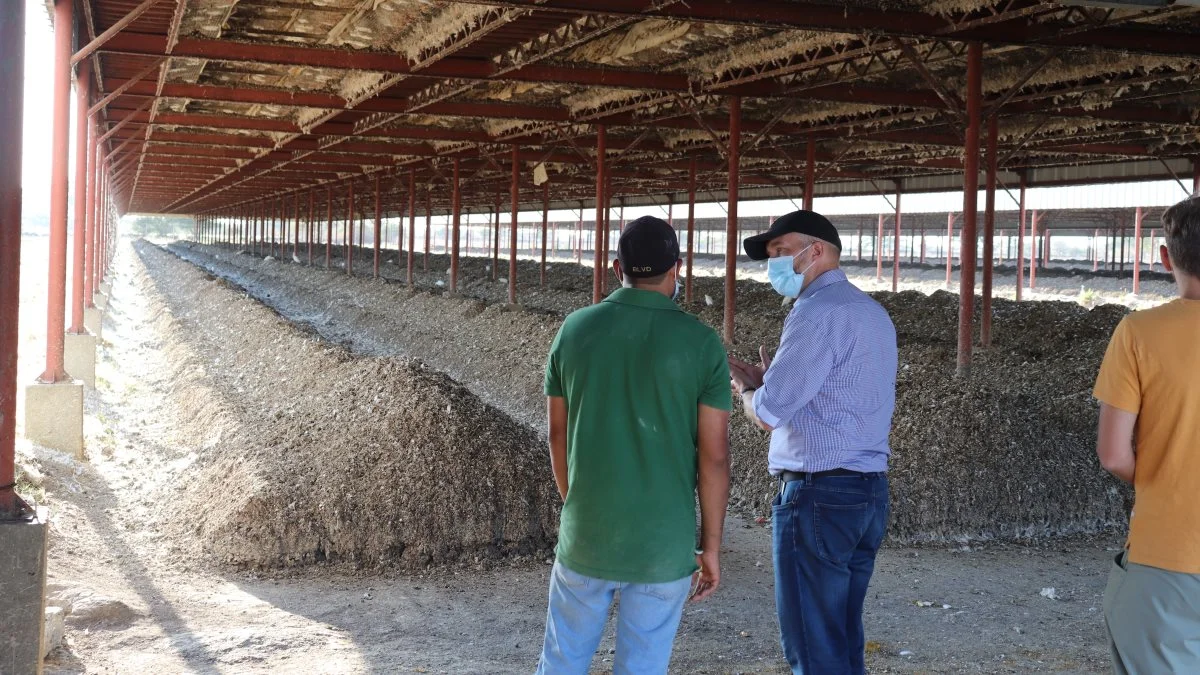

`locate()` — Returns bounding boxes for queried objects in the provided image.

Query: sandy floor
[13,236,1130,673]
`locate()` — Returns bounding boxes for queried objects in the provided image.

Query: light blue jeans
[535,561,692,674]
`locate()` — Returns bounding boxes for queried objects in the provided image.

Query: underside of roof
[76,0,1200,218]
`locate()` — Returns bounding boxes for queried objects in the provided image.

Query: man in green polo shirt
[535,216,731,675]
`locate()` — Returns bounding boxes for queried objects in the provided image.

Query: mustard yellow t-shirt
[1094,298,1200,574]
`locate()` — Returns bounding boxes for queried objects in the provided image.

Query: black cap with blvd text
[742,209,842,260]
[618,216,681,278]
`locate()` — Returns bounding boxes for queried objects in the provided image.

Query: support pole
[803,134,816,210]
[345,181,354,276]
[325,186,333,269]
[1133,206,1144,294]
[857,222,864,262]
[1016,174,1026,301]
[876,214,884,281]
[540,181,549,287]
[307,189,314,265]
[686,159,697,304]
[981,114,998,348]
[1030,210,1039,289]
[724,96,740,344]
[592,125,606,303]
[424,190,431,271]
[509,146,519,304]
[1093,228,1100,272]
[41,0,73,383]
[1193,158,1199,195]
[293,191,301,260]
[406,169,416,286]
[1,0,26,516]
[451,158,461,293]
[892,184,901,292]
[492,197,500,282]
[70,61,91,334]
[957,42,982,376]
[373,175,382,278]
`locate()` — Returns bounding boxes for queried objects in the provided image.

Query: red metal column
[1193,159,1199,195]
[406,169,416,286]
[307,189,314,264]
[345,180,354,275]
[424,190,431,270]
[602,174,612,295]
[857,222,864,262]
[1133,206,1144,294]
[41,0,74,383]
[875,214,884,281]
[91,148,103,294]
[373,174,382,278]
[84,122,97,309]
[575,202,582,264]
[592,125,606,303]
[450,158,462,292]
[540,181,549,287]
[803,134,816,210]
[272,198,280,258]
[724,96,740,343]
[492,197,501,282]
[892,185,901,292]
[293,191,301,259]
[1029,210,1039,289]
[1044,230,1052,266]
[957,42,982,376]
[981,115,998,348]
[1093,228,1100,272]
[509,146,519,303]
[1016,174,1026,301]
[1,0,26,516]
[320,190,330,268]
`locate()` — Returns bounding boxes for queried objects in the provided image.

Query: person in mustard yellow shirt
[1093,194,1200,675]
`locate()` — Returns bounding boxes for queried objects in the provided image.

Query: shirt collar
[799,268,847,299]
[603,287,684,312]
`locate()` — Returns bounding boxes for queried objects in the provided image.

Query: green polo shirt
[544,287,731,583]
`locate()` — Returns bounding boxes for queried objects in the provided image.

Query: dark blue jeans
[772,472,889,675]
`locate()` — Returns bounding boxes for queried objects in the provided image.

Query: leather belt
[778,468,863,483]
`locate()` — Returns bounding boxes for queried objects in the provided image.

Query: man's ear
[1161,244,1174,273]
[612,258,624,284]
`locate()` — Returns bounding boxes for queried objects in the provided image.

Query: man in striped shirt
[729,210,898,675]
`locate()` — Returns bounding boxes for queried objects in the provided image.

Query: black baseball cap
[743,210,842,261]
[618,216,681,278]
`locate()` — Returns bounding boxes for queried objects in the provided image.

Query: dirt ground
[13,235,1131,673]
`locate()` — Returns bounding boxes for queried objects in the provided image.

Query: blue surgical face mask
[767,245,816,298]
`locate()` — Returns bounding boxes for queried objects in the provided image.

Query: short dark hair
[1162,195,1200,278]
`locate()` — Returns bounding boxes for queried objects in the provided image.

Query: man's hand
[689,550,720,603]
[728,345,772,394]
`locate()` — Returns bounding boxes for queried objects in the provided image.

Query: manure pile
[719,288,1132,543]
[138,242,559,570]
[174,242,1134,546]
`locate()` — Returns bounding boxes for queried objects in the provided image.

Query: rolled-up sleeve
[752,314,835,429]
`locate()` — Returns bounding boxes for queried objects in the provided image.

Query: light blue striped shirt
[752,268,897,474]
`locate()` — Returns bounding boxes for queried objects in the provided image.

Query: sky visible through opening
[19,0,1195,230]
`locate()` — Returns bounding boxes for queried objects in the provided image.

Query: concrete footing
[84,307,103,340]
[93,292,108,311]
[99,281,111,296]
[65,333,97,388]
[0,507,50,675]
[24,381,84,458]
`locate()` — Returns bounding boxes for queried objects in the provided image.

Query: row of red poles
[2,1,119,518]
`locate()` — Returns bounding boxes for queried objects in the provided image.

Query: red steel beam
[1016,173,1026,300]
[345,181,354,275]
[373,174,382,277]
[592,125,606,304]
[803,134,816,210]
[956,42,982,376]
[101,32,689,90]
[724,96,740,344]
[892,184,901,293]
[406,170,416,286]
[691,157,700,299]
[981,114,999,347]
[540,181,549,287]
[325,186,333,269]
[41,0,73,383]
[450,158,461,292]
[0,0,25,516]
[876,214,884,281]
[508,145,519,304]
[70,61,91,335]
[1133,205,1143,294]
[1030,210,1039,287]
